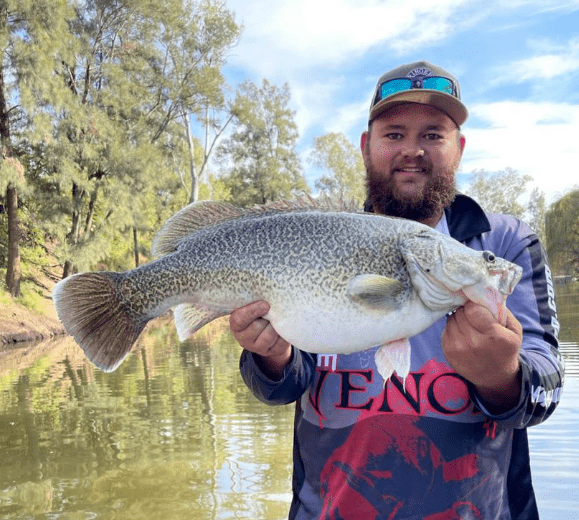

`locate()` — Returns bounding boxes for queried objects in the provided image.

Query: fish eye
[483,251,496,263]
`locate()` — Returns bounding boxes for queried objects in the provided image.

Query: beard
[365,159,457,221]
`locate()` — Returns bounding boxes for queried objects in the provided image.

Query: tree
[140,0,241,204]
[0,60,21,297]
[309,132,366,205]
[17,0,241,277]
[527,187,546,243]
[217,79,308,206]
[545,188,579,276]
[463,168,533,219]
[0,0,74,295]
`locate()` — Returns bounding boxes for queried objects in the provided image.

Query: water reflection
[0,285,578,519]
[0,322,294,519]
[526,283,579,520]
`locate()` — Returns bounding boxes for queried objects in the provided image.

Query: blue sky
[221,0,579,204]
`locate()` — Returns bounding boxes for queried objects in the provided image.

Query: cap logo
[406,67,432,78]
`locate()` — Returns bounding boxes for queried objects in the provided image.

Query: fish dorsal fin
[152,194,360,257]
[346,274,405,310]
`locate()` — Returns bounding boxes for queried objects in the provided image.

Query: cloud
[226,0,478,77]
[219,1,579,199]
[493,36,579,83]
[461,101,579,202]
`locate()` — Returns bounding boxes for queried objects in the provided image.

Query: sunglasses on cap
[374,75,458,104]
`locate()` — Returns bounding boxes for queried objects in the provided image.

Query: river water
[0,285,578,519]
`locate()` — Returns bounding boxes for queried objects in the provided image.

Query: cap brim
[370,90,468,127]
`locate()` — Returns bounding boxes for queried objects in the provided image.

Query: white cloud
[219,1,579,198]
[461,101,579,202]
[493,36,579,83]
[226,0,478,78]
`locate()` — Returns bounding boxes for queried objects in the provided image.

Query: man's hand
[229,301,292,380]
[442,301,523,414]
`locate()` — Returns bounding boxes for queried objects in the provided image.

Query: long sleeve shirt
[240,194,564,520]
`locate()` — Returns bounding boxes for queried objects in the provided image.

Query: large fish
[52,198,522,381]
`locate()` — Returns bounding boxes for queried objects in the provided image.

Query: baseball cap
[369,60,468,127]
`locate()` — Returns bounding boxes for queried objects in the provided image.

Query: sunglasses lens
[422,77,454,94]
[380,79,412,99]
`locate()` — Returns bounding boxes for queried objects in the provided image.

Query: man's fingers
[229,301,270,333]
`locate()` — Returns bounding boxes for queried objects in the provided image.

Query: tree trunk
[62,259,74,279]
[0,56,20,297]
[84,187,99,234]
[183,111,198,204]
[133,227,139,267]
[5,184,21,297]
[62,182,84,279]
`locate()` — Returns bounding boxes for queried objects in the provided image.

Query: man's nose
[401,141,424,158]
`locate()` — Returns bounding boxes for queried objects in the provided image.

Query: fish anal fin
[347,274,404,310]
[374,338,411,386]
[173,303,228,341]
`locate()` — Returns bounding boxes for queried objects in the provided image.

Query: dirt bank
[0,267,65,344]
[0,299,64,344]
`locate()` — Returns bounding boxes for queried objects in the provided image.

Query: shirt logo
[317,354,338,372]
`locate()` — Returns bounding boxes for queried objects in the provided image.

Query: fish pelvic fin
[173,304,228,341]
[346,274,405,310]
[152,195,361,257]
[52,272,147,372]
[374,338,411,385]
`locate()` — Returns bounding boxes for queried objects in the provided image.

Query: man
[230,61,564,519]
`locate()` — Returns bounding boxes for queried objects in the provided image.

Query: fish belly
[264,298,445,355]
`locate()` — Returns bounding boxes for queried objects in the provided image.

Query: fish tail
[52,271,148,372]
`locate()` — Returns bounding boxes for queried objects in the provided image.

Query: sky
[218,0,579,205]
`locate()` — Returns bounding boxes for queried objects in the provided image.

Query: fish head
[460,252,522,324]
[399,230,523,321]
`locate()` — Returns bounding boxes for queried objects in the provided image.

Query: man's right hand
[229,301,292,380]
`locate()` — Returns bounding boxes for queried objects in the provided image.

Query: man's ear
[360,130,369,158]
[459,134,466,155]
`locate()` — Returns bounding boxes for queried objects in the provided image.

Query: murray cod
[52,198,522,381]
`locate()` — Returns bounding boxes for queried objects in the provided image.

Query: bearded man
[229,61,563,520]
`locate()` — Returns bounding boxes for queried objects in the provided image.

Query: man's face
[360,103,466,225]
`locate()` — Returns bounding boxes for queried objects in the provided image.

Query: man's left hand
[442,301,523,413]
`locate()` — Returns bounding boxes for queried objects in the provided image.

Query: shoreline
[0,299,65,345]
[1,265,66,345]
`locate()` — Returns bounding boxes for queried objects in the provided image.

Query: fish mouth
[492,264,523,295]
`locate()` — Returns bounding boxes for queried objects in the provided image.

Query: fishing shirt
[239,194,564,520]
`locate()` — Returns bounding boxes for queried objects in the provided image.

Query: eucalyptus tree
[218,79,308,206]
[526,186,546,243]
[309,132,366,205]
[463,168,533,219]
[144,0,240,204]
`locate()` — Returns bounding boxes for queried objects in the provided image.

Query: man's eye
[424,133,442,140]
[386,133,403,140]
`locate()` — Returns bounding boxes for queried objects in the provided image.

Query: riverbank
[0,267,65,344]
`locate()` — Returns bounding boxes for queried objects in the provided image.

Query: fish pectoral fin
[374,338,411,384]
[346,274,404,310]
[173,304,228,341]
